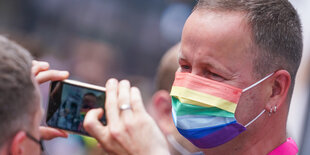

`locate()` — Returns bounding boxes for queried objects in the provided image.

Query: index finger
[36,70,69,84]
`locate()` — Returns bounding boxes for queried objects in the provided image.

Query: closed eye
[181,65,191,70]
[204,70,226,82]
[179,58,191,73]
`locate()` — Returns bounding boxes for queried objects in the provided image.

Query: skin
[19,92,43,155]
[0,61,69,155]
[180,9,291,155]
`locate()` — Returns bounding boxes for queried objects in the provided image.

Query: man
[84,0,302,154]
[0,36,69,155]
[149,43,200,155]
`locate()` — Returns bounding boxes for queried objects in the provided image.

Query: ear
[151,90,174,134]
[266,70,291,112]
[10,131,27,155]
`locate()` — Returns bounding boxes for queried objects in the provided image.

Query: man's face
[82,94,97,110]
[179,10,268,128]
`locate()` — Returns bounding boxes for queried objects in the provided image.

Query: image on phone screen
[46,80,106,135]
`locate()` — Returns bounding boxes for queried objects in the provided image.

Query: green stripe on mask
[171,97,235,118]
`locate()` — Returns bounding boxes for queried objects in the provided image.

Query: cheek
[24,140,40,155]
[33,107,43,135]
[234,89,264,125]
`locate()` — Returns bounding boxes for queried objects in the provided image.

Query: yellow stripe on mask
[177,97,212,108]
[171,86,237,113]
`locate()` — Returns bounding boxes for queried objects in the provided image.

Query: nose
[191,67,204,77]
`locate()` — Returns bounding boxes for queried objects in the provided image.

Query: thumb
[39,126,68,140]
[83,108,107,140]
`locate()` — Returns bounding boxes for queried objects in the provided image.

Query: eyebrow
[202,59,235,79]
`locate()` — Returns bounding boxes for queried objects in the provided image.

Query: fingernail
[120,80,130,86]
[107,78,117,85]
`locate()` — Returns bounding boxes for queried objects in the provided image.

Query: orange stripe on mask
[173,72,242,104]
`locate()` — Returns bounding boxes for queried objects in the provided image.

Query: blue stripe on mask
[176,121,237,139]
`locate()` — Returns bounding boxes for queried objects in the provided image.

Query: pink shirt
[268,138,298,155]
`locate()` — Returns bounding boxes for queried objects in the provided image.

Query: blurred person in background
[83,0,303,154]
[70,38,121,85]
[0,35,69,155]
[70,39,120,155]
[149,43,201,155]
[298,56,310,154]
[286,2,310,154]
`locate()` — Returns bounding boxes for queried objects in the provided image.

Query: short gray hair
[0,35,36,147]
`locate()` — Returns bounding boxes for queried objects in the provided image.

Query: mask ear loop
[242,73,274,127]
[244,109,266,127]
[242,73,274,92]
[167,135,191,155]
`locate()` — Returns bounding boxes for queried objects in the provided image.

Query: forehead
[180,10,255,80]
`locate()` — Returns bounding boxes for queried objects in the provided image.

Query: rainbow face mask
[170,72,273,149]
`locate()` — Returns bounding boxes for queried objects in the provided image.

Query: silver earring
[269,108,273,116]
[274,105,277,113]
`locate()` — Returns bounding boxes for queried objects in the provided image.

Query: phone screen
[46,80,106,135]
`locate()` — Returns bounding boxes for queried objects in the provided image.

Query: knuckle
[130,97,139,103]
[109,126,122,138]
[118,96,129,105]
[83,119,95,130]
[137,114,151,124]
[124,120,134,131]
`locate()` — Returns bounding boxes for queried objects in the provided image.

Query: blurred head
[178,0,302,151]
[82,93,97,110]
[150,43,199,154]
[0,36,43,155]
[71,39,118,85]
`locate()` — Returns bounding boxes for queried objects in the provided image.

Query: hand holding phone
[46,80,106,136]
[83,79,170,155]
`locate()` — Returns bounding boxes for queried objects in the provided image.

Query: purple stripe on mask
[187,123,246,148]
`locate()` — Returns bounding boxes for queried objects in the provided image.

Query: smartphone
[46,79,106,136]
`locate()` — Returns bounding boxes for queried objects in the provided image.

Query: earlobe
[10,131,26,155]
[267,70,291,112]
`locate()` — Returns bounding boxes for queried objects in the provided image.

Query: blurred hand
[32,60,70,140]
[84,79,169,155]
[32,60,69,84]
